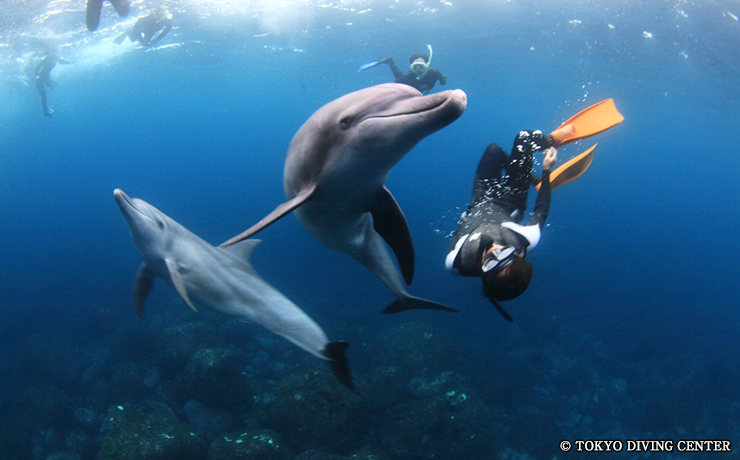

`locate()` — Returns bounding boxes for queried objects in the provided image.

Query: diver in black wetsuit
[35,53,72,117]
[359,45,447,94]
[113,10,173,47]
[445,129,565,321]
[86,0,131,31]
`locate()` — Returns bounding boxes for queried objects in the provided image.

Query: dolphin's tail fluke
[323,341,358,394]
[382,295,458,314]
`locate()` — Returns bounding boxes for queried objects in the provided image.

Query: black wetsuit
[388,60,446,94]
[86,0,130,31]
[446,131,554,276]
[130,14,172,46]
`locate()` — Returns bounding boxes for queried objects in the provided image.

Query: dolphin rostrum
[114,189,355,392]
[222,84,467,314]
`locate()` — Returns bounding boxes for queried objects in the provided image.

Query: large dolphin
[114,189,355,392]
[222,84,467,314]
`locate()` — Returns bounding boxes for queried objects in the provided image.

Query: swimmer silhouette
[113,10,173,47]
[86,0,130,32]
[35,53,72,117]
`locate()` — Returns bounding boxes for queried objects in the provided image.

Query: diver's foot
[43,111,52,118]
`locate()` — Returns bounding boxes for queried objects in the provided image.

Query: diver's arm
[387,58,404,80]
[527,148,557,229]
[432,69,446,85]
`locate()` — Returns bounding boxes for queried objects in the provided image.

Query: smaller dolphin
[114,189,355,392]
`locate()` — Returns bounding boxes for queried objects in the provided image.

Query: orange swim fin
[550,99,624,147]
[535,144,597,191]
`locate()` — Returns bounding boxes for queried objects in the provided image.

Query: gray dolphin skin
[222,83,467,314]
[114,189,355,392]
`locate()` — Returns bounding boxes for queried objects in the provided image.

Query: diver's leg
[109,0,131,17]
[35,77,51,117]
[503,131,541,191]
[469,143,507,204]
[86,0,103,31]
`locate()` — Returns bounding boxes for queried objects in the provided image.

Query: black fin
[133,263,156,318]
[489,298,514,322]
[367,186,414,285]
[323,341,358,394]
[382,295,458,314]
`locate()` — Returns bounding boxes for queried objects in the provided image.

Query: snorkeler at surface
[35,53,73,117]
[113,10,173,47]
[358,45,447,94]
[86,0,131,32]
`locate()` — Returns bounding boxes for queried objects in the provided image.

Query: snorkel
[410,44,433,79]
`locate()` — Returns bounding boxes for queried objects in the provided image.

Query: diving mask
[482,245,517,274]
[410,59,429,76]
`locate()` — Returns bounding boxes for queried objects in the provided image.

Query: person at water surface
[35,52,72,117]
[359,45,447,94]
[113,9,173,47]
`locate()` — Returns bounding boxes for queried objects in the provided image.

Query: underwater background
[1,0,739,459]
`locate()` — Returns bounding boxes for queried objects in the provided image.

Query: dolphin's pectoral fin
[368,187,415,285]
[382,295,458,314]
[220,239,262,264]
[164,258,198,314]
[322,341,358,394]
[221,183,317,247]
[133,263,156,318]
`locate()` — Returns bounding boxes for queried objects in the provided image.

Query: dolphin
[114,189,355,392]
[222,83,467,314]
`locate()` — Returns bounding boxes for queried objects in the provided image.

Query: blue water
[1,0,739,458]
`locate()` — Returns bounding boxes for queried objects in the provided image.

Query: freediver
[35,53,72,117]
[358,45,447,94]
[113,9,173,47]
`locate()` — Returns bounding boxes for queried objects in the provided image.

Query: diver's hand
[542,147,557,172]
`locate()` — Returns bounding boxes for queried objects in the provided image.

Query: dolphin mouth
[363,89,466,122]
[114,189,149,220]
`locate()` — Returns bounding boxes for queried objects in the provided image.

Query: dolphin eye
[156,218,165,229]
[339,116,353,129]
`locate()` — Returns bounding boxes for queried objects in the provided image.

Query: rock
[15,385,73,430]
[207,429,289,460]
[72,408,97,430]
[185,347,249,407]
[262,366,364,454]
[183,399,234,442]
[346,444,390,460]
[294,450,344,460]
[381,387,493,459]
[98,400,207,460]
[153,322,224,372]
[44,452,81,460]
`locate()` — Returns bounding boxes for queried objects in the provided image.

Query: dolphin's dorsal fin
[367,186,415,285]
[134,263,156,318]
[220,238,262,262]
[220,183,317,247]
[164,258,199,314]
